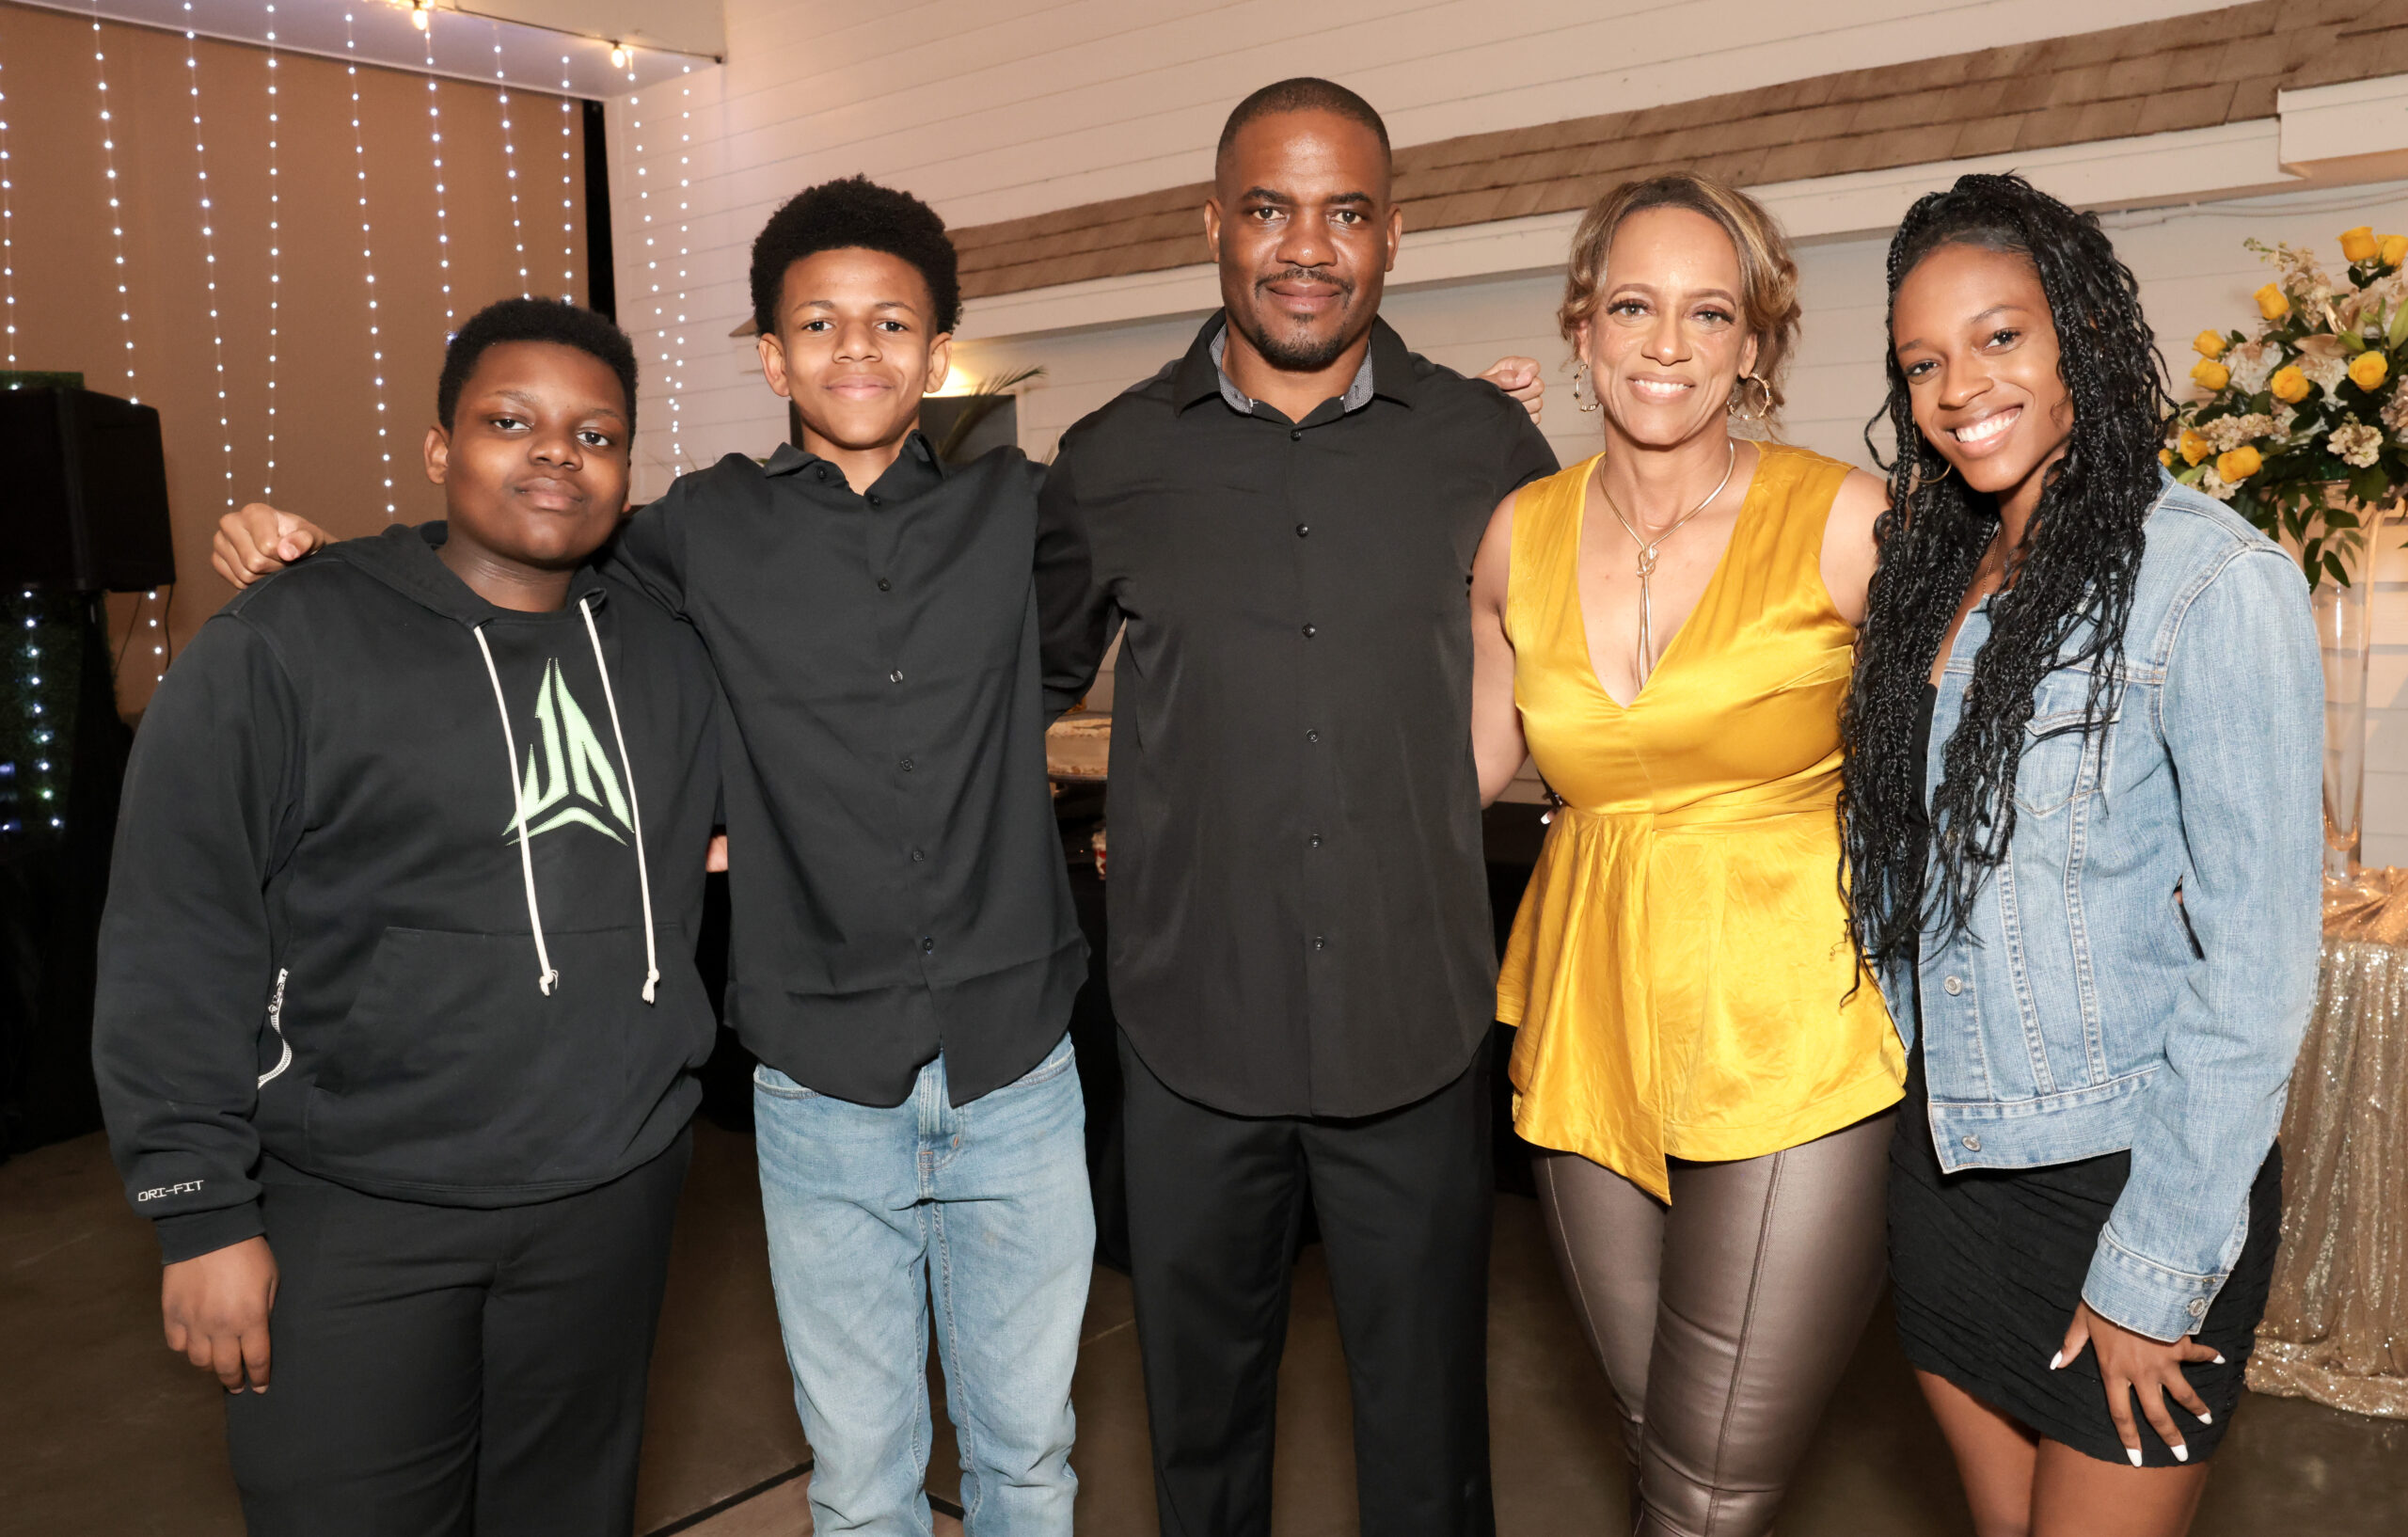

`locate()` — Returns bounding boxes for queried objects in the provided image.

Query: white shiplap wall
[952,181,2408,862]
[608,0,2247,499]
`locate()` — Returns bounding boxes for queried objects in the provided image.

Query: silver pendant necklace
[1595,439,1738,682]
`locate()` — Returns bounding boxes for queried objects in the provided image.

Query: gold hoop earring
[1727,372,1771,420]
[1573,362,1600,413]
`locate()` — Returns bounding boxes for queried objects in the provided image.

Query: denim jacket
[1879,471,2323,1343]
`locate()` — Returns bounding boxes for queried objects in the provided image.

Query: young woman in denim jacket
[1840,173,2322,1537]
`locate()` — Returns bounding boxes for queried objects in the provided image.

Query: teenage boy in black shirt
[98,300,721,1534]
[216,175,1546,1536]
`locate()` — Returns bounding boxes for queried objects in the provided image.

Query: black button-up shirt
[1036,315,1559,1117]
[609,433,1085,1107]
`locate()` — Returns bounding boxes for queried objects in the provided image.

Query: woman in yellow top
[1468,171,1901,1537]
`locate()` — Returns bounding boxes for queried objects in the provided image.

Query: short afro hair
[1216,78,1390,172]
[436,297,638,434]
[749,176,960,339]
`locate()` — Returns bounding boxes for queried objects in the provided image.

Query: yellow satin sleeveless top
[1497,443,1903,1200]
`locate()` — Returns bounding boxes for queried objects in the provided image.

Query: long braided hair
[1840,174,2169,974]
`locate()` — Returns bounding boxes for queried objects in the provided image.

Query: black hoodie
[93,524,721,1263]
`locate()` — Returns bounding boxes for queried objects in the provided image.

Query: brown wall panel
[1,3,588,712]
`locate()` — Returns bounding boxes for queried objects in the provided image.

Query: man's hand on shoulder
[1480,357,1546,424]
[162,1234,277,1392]
[214,503,330,590]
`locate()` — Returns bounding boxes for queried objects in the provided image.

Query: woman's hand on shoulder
[1822,467,1889,628]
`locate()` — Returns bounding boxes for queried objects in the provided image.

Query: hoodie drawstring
[578,594,660,1004]
[475,622,560,996]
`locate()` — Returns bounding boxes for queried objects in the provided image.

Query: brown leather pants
[1534,1111,1894,1537]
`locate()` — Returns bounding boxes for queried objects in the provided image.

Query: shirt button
[911,848,926,863]
[815,466,829,482]
[899,756,915,772]
[889,670,905,685]
[1961,1133,1982,1151]
[1309,833,1323,848]
[877,577,893,593]
[1296,523,1310,538]
[1289,429,1303,442]
[921,936,935,954]
[2188,1298,2210,1319]
[1306,729,1321,744]
[1301,624,1317,639]
[1312,935,1327,951]
[867,493,883,508]
[1942,975,1964,995]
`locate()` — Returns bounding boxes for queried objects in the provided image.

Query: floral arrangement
[2167,226,2408,585]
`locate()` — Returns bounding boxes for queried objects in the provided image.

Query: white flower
[2331,420,2384,468]
[2228,340,2279,395]
[2384,390,2408,436]
[2197,466,2237,501]
[2204,412,2278,452]
[2303,355,2350,394]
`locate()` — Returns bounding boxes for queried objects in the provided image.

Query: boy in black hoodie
[95,299,721,1535]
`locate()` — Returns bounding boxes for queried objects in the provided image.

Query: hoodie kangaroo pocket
[306,923,706,1192]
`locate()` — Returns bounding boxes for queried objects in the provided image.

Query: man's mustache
[1255,267,1354,302]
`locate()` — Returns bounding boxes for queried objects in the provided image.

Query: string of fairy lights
[16,10,688,841]
[342,10,394,516]
[89,3,135,404]
[0,19,15,377]
[492,19,528,296]
[183,4,237,522]
[420,14,452,327]
[262,3,282,497]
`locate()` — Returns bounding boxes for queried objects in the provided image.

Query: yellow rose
[2178,428,2211,466]
[2257,283,2292,321]
[2351,350,2389,390]
[2192,357,2232,391]
[2342,227,2380,262]
[2217,445,2262,483]
[2194,329,2228,358]
[2384,234,2408,267]
[2160,448,2175,467]
[2271,364,2312,403]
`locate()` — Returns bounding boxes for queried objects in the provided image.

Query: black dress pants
[225,1131,692,1536]
[1119,1032,1495,1537]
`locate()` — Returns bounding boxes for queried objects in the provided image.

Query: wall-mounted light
[610,42,628,69]
[410,1,430,32]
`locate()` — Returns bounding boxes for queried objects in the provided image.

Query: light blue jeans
[753,1032,1091,1537]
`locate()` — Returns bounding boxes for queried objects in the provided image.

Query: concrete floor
[7,1119,2404,1535]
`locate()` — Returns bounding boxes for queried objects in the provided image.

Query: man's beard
[1233,269,1364,372]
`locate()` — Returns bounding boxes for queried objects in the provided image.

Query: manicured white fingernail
[2128,1447,2144,1466]
[2049,1351,2064,1370]
[2172,1442,2189,1463]
[2212,1354,2226,1365]
[2198,1408,2211,1424]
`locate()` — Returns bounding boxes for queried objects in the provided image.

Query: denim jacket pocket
[2013,706,2116,817]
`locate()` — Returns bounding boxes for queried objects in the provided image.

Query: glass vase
[2309,490,2390,890]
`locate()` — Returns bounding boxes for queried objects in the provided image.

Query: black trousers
[1119,1032,1495,1537]
[225,1131,692,1536]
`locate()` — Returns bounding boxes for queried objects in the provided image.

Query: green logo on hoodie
[504,658,633,845]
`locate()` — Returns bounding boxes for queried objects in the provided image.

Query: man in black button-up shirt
[1037,81,1557,1537]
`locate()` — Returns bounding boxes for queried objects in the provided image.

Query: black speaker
[0,386,176,592]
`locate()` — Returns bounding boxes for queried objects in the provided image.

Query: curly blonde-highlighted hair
[1558,170,1801,421]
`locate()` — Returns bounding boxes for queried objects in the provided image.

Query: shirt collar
[1176,311,1413,418]
[761,428,947,483]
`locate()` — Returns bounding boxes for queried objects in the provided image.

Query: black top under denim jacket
[1035,313,1560,1117]
[608,433,1086,1109]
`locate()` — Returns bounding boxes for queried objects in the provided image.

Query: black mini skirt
[1887,1049,2282,1466]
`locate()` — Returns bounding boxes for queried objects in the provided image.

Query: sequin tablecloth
[2246,870,2408,1418]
